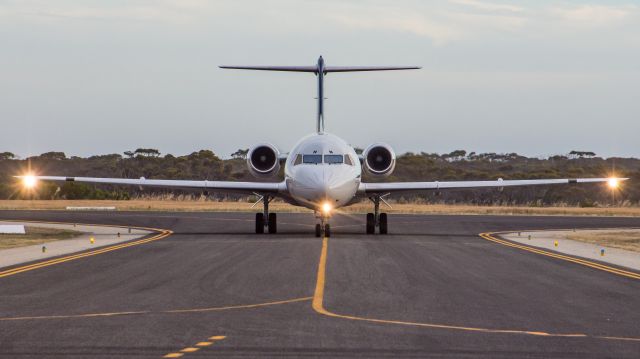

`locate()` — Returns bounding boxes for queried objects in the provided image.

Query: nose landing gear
[366,195,389,235]
[315,213,331,238]
[255,194,277,234]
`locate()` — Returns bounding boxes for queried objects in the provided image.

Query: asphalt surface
[0,210,639,358]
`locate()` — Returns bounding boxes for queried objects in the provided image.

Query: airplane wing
[18,176,284,195]
[361,178,626,195]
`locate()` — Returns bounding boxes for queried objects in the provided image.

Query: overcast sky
[1,0,639,159]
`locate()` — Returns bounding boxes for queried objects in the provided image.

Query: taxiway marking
[0,219,172,278]
[480,231,640,280]
[0,297,312,321]
[163,335,226,358]
[312,236,640,342]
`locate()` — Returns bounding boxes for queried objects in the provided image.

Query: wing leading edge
[361,178,627,195]
[18,176,284,195]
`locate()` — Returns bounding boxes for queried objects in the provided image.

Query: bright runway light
[23,175,37,189]
[608,178,619,189]
[322,202,332,214]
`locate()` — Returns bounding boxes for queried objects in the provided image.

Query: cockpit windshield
[324,155,344,164]
[302,154,323,164]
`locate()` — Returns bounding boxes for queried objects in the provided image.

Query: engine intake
[363,143,396,177]
[248,144,280,178]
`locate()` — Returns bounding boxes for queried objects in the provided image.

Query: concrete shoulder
[501,229,640,271]
[0,220,152,269]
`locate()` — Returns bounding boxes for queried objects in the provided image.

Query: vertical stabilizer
[316,56,325,133]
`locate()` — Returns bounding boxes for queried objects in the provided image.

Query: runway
[0,211,639,358]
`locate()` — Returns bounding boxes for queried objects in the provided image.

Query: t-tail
[220,56,420,133]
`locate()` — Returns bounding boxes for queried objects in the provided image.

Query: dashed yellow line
[164,335,226,358]
[0,219,173,279]
[312,236,640,342]
[479,231,640,280]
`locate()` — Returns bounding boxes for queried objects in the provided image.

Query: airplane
[19,56,627,237]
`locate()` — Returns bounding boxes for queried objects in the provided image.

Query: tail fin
[220,56,421,133]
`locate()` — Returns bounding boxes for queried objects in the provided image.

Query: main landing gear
[255,195,277,234]
[366,195,388,235]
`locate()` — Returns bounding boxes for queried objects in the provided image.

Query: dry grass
[566,230,640,252]
[0,226,83,249]
[0,200,639,217]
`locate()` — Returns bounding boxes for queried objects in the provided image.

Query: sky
[1,0,639,159]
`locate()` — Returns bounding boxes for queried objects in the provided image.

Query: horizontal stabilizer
[324,66,421,72]
[219,65,317,72]
[219,65,421,73]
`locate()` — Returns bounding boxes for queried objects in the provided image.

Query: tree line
[1,148,638,206]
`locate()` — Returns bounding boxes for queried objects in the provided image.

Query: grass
[0,199,639,217]
[566,230,640,252]
[0,226,84,249]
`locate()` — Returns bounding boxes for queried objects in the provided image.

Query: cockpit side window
[303,154,323,164]
[324,154,344,164]
[293,154,303,165]
[344,154,354,166]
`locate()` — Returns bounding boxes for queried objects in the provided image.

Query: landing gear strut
[366,195,388,235]
[255,194,277,234]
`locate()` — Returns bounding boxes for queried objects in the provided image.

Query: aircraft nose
[291,165,356,206]
[321,167,356,202]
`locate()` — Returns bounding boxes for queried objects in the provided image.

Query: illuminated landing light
[608,178,620,189]
[23,175,38,189]
[322,202,332,214]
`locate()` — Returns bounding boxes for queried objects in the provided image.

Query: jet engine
[363,143,396,177]
[247,143,281,178]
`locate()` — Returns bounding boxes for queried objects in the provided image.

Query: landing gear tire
[255,213,264,234]
[379,213,388,234]
[366,213,375,234]
[315,224,322,237]
[324,224,331,238]
[268,213,277,234]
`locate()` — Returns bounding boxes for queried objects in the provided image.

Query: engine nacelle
[363,143,396,177]
[247,143,281,178]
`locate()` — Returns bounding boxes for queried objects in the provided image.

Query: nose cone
[290,166,357,207]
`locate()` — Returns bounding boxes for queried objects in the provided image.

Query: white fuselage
[284,133,361,212]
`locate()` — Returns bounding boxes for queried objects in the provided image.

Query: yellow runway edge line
[479,230,640,280]
[0,219,173,278]
[312,236,640,342]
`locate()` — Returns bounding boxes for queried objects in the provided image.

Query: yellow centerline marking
[164,296,311,314]
[312,236,640,342]
[180,347,198,353]
[163,353,183,358]
[0,219,173,278]
[196,342,212,346]
[0,297,312,321]
[479,230,640,280]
